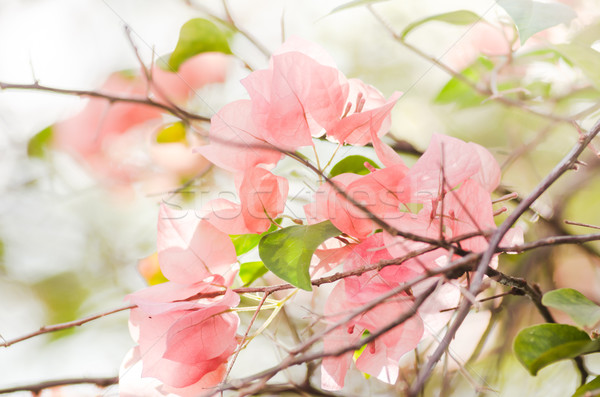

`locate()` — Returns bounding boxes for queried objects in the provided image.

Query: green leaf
[27,126,53,158]
[401,10,481,40]
[156,122,186,144]
[168,18,232,71]
[258,221,341,291]
[231,222,280,257]
[231,234,262,256]
[513,324,600,376]
[329,155,380,177]
[554,43,600,89]
[239,261,269,286]
[435,57,493,108]
[328,0,391,15]
[572,376,600,397]
[496,0,576,44]
[542,288,600,328]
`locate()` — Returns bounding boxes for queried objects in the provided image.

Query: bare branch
[409,117,600,396]
[217,281,440,395]
[0,81,210,122]
[367,6,574,124]
[4,229,600,348]
[0,376,118,395]
[0,304,134,348]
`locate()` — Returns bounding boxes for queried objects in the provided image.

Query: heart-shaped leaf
[259,221,341,291]
[168,18,232,71]
[514,324,600,376]
[543,288,600,328]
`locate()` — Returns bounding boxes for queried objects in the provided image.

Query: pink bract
[242,51,348,150]
[321,280,423,390]
[157,204,238,284]
[126,284,240,390]
[194,99,283,172]
[201,167,288,235]
[328,80,400,146]
[53,53,229,188]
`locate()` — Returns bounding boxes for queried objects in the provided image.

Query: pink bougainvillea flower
[125,280,240,391]
[150,52,230,105]
[320,236,425,390]
[194,99,283,173]
[237,166,289,232]
[53,53,229,188]
[446,22,512,70]
[406,133,481,202]
[307,163,409,239]
[202,167,288,234]
[468,141,501,192]
[53,73,162,157]
[340,234,422,298]
[306,173,374,239]
[328,80,401,146]
[241,50,349,151]
[157,204,238,284]
[120,346,226,397]
[321,280,424,390]
[442,179,496,252]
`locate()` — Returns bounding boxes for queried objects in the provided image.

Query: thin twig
[0,304,134,348]
[225,292,271,380]
[0,81,210,122]
[409,117,600,396]
[5,230,600,348]
[0,376,118,395]
[367,6,574,124]
[218,282,440,395]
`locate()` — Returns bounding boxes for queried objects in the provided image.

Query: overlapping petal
[157,204,237,284]
[242,51,348,150]
[194,99,283,172]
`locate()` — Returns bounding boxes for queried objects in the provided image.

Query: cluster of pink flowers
[120,37,522,394]
[53,53,229,195]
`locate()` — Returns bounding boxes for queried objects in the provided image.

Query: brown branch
[282,149,466,250]
[0,304,134,348]
[218,281,440,395]
[0,376,118,395]
[225,291,271,380]
[367,6,574,124]
[496,184,600,258]
[0,81,210,122]
[499,233,600,253]
[408,117,600,396]
[4,230,600,348]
